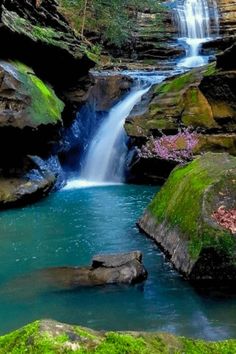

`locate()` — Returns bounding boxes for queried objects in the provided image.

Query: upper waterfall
[176,0,219,68]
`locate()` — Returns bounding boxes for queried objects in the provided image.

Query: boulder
[138,153,236,281]
[41,251,147,288]
[5,251,147,293]
[0,155,63,208]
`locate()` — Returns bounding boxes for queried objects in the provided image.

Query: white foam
[63,179,123,190]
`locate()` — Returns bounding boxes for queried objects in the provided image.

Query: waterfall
[65,82,150,189]
[176,0,219,68]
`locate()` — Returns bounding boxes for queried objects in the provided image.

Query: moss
[2,320,236,353]
[180,337,236,353]
[203,62,217,77]
[12,61,64,126]
[95,333,148,354]
[181,87,217,129]
[189,87,198,104]
[154,71,195,95]
[148,153,236,259]
[2,9,76,54]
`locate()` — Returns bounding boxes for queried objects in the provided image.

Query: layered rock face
[139,153,236,281]
[217,0,236,35]
[126,8,183,62]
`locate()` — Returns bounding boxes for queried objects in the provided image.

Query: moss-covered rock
[0,61,64,128]
[138,153,236,280]
[1,319,236,353]
[125,63,223,140]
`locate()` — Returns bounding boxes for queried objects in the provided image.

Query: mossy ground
[1,320,236,354]
[148,153,236,259]
[11,61,64,126]
[154,70,196,95]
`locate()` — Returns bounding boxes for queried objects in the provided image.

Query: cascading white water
[176,0,219,68]
[65,83,151,189]
[81,85,150,182]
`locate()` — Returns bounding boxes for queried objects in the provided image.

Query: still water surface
[0,185,236,340]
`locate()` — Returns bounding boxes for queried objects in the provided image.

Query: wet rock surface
[0,155,58,208]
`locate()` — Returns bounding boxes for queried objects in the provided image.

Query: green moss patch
[154,71,196,95]
[11,61,64,126]
[2,8,82,57]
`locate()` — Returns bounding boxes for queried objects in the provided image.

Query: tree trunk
[81,0,88,38]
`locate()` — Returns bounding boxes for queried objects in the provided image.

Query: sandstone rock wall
[217,0,236,35]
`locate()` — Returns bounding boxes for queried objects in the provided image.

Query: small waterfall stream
[80,85,150,184]
[176,0,219,68]
[65,82,152,189]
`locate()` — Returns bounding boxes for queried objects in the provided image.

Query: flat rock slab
[92,251,142,268]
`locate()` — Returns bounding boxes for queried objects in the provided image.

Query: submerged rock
[42,251,147,287]
[4,252,147,294]
[138,153,236,281]
[1,319,236,353]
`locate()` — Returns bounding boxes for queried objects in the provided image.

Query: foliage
[58,0,165,47]
[212,206,236,234]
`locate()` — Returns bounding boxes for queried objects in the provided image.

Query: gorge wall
[217,0,236,35]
